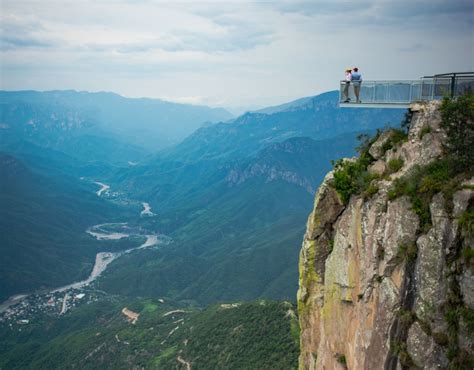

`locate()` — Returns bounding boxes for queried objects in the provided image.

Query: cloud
[1,36,53,49]
[268,0,373,16]
[398,43,430,53]
[0,0,473,108]
[268,0,473,33]
[0,14,52,50]
[169,29,274,53]
[376,0,473,19]
[1,1,275,55]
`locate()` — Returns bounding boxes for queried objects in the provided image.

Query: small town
[0,287,101,329]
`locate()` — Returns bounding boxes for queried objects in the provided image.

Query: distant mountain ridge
[154,91,403,163]
[113,91,404,203]
[0,90,233,154]
[254,95,315,114]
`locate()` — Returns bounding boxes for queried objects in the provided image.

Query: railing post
[450,73,456,98]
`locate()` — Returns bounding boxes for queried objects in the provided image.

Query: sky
[1,0,473,110]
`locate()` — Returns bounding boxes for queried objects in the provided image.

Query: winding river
[53,229,161,293]
[0,182,168,313]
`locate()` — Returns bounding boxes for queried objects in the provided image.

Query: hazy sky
[1,0,473,109]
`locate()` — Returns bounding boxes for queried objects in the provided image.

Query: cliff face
[298,101,473,369]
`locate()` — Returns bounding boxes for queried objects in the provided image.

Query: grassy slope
[0,299,298,370]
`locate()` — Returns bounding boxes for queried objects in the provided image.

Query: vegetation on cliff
[298,96,473,369]
[331,127,408,204]
[330,135,377,204]
[440,93,474,172]
[0,299,299,369]
[388,94,474,232]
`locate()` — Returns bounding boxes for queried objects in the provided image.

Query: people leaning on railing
[341,67,362,103]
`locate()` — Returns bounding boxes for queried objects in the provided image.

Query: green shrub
[462,247,474,261]
[328,238,335,254]
[336,354,347,366]
[445,307,459,336]
[396,243,418,263]
[458,207,474,238]
[388,165,431,228]
[387,158,404,174]
[460,307,474,332]
[331,125,410,204]
[390,340,405,355]
[390,340,420,369]
[330,133,381,204]
[397,309,416,329]
[332,157,375,204]
[440,94,474,173]
[364,183,379,199]
[388,159,461,231]
[331,144,378,204]
[381,129,408,153]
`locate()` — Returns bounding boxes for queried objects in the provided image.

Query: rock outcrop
[298,101,473,369]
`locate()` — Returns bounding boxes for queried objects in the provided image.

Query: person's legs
[344,82,350,102]
[354,84,360,103]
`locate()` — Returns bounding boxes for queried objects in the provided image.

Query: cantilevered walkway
[339,72,474,108]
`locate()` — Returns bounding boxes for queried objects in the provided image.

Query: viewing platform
[339,72,474,109]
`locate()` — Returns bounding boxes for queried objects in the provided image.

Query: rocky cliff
[298,101,473,369]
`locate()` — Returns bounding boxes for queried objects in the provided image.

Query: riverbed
[94,182,110,196]
[86,223,130,240]
[140,202,155,217]
[0,180,168,313]
[53,233,160,293]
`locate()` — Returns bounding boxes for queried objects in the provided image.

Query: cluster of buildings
[0,288,99,329]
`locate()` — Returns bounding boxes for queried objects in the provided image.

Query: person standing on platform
[343,68,352,102]
[351,67,362,103]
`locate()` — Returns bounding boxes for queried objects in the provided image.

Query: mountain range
[0,90,232,161]
[0,89,404,304]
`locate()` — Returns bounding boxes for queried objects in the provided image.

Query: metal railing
[339,72,474,106]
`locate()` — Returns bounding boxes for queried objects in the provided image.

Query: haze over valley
[0,89,403,304]
[1,0,472,368]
